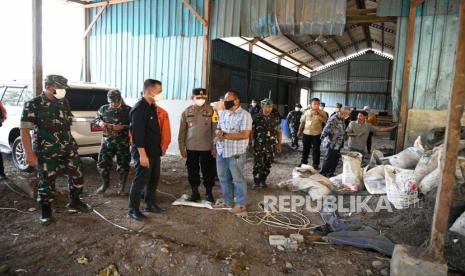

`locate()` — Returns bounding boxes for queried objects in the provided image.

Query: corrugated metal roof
[89,34,204,99]
[89,0,205,37]
[210,0,347,39]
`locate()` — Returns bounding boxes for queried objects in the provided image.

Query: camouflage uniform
[94,92,131,194]
[286,104,302,148]
[252,99,281,188]
[20,76,83,205]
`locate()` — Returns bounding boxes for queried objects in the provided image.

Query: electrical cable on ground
[0,207,29,213]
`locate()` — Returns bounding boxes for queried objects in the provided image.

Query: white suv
[0,82,114,172]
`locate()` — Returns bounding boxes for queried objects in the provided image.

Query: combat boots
[67,197,93,213]
[187,186,200,202]
[205,186,215,203]
[39,204,53,226]
[96,178,109,194]
[252,178,261,189]
[117,175,128,195]
[260,177,268,188]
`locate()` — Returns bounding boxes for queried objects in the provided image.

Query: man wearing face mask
[250,99,282,189]
[320,106,352,177]
[20,75,92,225]
[178,88,218,202]
[128,79,166,220]
[248,99,261,118]
[94,90,131,195]
[214,91,252,216]
[286,103,303,150]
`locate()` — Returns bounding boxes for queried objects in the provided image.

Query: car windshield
[66,88,109,111]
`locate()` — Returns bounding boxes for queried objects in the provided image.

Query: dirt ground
[0,134,464,276]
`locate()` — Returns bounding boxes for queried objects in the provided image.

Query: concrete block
[284,238,298,252]
[390,245,447,276]
[269,235,287,246]
[289,233,304,243]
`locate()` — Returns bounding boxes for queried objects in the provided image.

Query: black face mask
[224,100,235,110]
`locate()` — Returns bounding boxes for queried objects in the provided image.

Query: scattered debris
[285,261,293,270]
[269,235,299,252]
[160,247,169,254]
[269,235,286,246]
[28,207,36,212]
[0,264,9,274]
[450,211,465,237]
[98,264,120,276]
[289,233,304,243]
[172,195,213,209]
[76,256,89,265]
[380,268,389,276]
[372,260,383,269]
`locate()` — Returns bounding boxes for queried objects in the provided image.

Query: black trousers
[0,153,4,175]
[367,132,374,153]
[320,148,341,177]
[128,155,160,212]
[186,150,215,190]
[301,134,321,167]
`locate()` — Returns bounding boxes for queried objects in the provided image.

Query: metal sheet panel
[210,0,346,39]
[378,0,460,17]
[89,35,204,99]
[89,0,204,37]
[390,4,459,121]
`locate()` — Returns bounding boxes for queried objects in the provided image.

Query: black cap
[192,88,207,97]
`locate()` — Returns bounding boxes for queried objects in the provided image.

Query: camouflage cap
[261,98,273,107]
[107,89,122,103]
[44,74,70,89]
[295,103,302,108]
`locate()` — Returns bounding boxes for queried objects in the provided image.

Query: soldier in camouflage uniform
[250,99,282,189]
[94,90,131,195]
[20,75,92,226]
[286,103,302,149]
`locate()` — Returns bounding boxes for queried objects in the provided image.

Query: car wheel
[12,137,34,173]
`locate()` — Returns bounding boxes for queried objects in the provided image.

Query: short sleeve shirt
[346,121,377,153]
[216,107,252,158]
[300,109,327,136]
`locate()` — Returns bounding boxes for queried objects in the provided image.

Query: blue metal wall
[389,0,460,121]
[210,0,347,38]
[87,0,205,99]
[310,53,392,110]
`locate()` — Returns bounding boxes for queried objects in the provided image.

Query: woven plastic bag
[384,165,419,209]
[342,152,364,192]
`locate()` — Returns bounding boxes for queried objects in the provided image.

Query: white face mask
[295,107,300,112]
[54,89,66,100]
[251,103,257,107]
[194,98,206,106]
[153,93,163,102]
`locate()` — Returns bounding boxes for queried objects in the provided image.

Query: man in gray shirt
[346,111,396,154]
[178,88,218,202]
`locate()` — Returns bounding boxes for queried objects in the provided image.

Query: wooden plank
[428,0,465,260]
[84,0,132,9]
[346,16,397,24]
[202,0,211,88]
[347,8,377,16]
[181,0,207,27]
[83,3,107,39]
[395,0,424,152]
[32,0,42,96]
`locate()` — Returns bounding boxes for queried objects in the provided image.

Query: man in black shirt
[128,79,164,220]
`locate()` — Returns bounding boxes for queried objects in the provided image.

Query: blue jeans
[216,153,247,207]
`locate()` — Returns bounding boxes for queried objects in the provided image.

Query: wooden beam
[427,0,465,261]
[396,0,424,152]
[284,35,325,65]
[356,0,372,49]
[181,0,207,27]
[257,38,315,70]
[66,0,90,5]
[347,8,377,16]
[309,35,336,61]
[83,3,107,39]
[346,16,397,24]
[371,23,396,34]
[333,36,347,57]
[346,27,360,52]
[202,0,211,87]
[381,23,385,53]
[84,0,133,9]
[371,39,394,50]
[32,0,43,96]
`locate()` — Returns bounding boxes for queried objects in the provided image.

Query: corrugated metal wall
[310,53,392,110]
[87,0,204,99]
[389,0,460,121]
[210,0,346,38]
[210,39,310,108]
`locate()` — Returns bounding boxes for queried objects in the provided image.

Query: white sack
[384,165,419,209]
[342,152,364,192]
[363,165,386,194]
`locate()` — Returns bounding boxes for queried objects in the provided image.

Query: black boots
[253,177,267,189]
[187,186,201,202]
[206,187,214,203]
[40,204,53,226]
[96,178,109,194]
[117,175,128,195]
[67,197,93,213]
